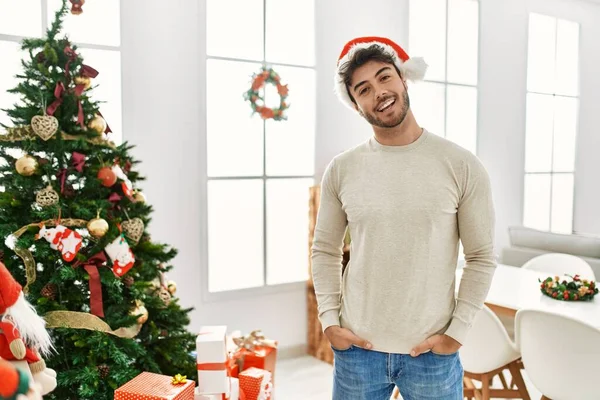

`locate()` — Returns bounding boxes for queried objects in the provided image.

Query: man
[311,36,497,399]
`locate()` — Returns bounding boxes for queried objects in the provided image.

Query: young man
[311,36,497,399]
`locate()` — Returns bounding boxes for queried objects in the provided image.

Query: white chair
[521,253,596,280]
[515,309,600,400]
[460,305,530,399]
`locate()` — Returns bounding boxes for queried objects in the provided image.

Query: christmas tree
[0,2,197,399]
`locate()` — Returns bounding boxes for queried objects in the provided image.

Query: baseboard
[277,344,308,360]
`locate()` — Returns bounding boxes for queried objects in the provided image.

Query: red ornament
[98,167,117,187]
[563,292,569,300]
[552,292,558,298]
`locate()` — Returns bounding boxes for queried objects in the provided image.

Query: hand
[410,334,461,357]
[325,326,372,351]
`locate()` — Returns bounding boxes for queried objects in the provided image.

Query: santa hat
[334,36,428,109]
[0,262,22,315]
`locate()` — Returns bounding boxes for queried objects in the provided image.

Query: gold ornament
[36,185,59,207]
[122,218,144,244]
[87,212,109,238]
[88,115,107,136]
[74,75,91,90]
[31,115,59,141]
[133,191,146,203]
[130,300,148,325]
[15,155,38,176]
[167,280,177,295]
[158,288,171,306]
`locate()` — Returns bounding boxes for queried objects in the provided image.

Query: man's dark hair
[337,44,403,105]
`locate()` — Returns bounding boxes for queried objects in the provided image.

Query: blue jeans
[332,345,463,400]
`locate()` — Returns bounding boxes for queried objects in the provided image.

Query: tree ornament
[122,276,134,288]
[130,300,148,325]
[158,288,171,306]
[74,75,91,90]
[87,114,106,135]
[104,235,135,276]
[167,280,177,295]
[133,191,147,203]
[36,224,83,263]
[122,218,144,244]
[70,0,85,15]
[36,185,60,207]
[87,212,109,239]
[31,113,59,141]
[98,166,117,187]
[97,363,110,379]
[160,329,168,337]
[41,283,58,300]
[15,155,38,176]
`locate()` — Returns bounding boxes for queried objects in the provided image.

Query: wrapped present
[195,378,240,400]
[239,368,272,400]
[114,372,195,400]
[197,326,230,395]
[230,331,277,387]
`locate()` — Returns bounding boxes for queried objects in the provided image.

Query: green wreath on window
[243,66,289,121]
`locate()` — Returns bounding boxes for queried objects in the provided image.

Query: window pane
[78,49,122,144]
[48,0,121,47]
[447,0,478,85]
[409,81,445,137]
[208,180,264,292]
[0,0,41,37]
[551,173,573,234]
[266,178,313,285]
[527,13,556,94]
[525,93,553,172]
[555,19,579,96]
[207,60,264,177]
[523,173,551,231]
[446,85,477,153]
[0,42,26,128]
[265,66,315,176]
[266,0,315,66]
[207,0,263,61]
[552,96,578,172]
[409,0,446,81]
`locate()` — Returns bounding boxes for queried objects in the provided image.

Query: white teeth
[378,98,395,112]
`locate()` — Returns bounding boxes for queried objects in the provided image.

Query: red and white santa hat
[0,262,22,315]
[334,36,428,109]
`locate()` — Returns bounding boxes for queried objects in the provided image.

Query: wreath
[539,274,598,301]
[244,66,289,121]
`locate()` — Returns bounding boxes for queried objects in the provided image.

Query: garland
[244,66,289,121]
[539,274,598,301]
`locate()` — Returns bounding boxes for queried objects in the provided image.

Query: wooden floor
[275,355,543,400]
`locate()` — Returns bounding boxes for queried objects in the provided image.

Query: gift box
[195,378,239,400]
[115,372,195,400]
[229,330,277,384]
[239,368,272,400]
[197,326,230,395]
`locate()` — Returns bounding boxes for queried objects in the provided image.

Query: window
[206,0,316,293]
[523,14,579,234]
[408,0,479,154]
[0,0,123,144]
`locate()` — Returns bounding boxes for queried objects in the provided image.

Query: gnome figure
[0,262,57,395]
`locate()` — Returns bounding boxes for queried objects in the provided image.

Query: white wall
[120,0,600,352]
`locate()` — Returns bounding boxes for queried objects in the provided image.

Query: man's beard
[360,90,410,129]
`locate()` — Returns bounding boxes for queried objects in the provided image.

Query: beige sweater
[311,129,497,354]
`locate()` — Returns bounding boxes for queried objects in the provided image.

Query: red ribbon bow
[72,152,86,172]
[74,252,108,317]
[46,82,65,116]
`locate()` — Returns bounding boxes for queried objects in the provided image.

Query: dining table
[456,263,600,328]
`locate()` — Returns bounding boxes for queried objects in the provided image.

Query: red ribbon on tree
[46,82,65,116]
[64,45,78,80]
[56,169,67,194]
[74,252,108,317]
[72,152,86,172]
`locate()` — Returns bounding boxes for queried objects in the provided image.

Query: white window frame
[408,0,481,156]
[522,12,580,234]
[203,0,315,301]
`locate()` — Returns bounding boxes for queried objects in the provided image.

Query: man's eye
[359,87,369,96]
[381,75,391,81]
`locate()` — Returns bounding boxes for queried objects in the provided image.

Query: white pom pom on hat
[334,36,428,109]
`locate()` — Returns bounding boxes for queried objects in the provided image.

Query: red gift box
[239,346,276,383]
[115,372,194,400]
[239,367,272,400]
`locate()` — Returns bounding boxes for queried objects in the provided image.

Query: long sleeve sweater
[311,129,497,354]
